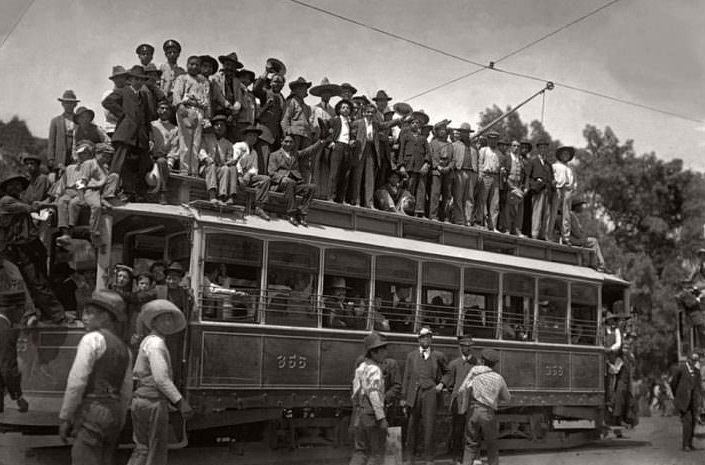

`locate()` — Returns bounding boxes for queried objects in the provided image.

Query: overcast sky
[1,0,704,168]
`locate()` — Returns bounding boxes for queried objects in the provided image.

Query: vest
[416,354,437,390]
[85,329,129,397]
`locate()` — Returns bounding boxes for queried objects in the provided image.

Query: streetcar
[0,175,630,454]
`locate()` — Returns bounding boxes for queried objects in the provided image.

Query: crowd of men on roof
[3,39,605,269]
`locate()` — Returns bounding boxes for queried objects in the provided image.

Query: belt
[459,168,476,172]
[471,401,494,411]
[481,172,499,176]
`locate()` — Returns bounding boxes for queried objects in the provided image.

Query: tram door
[116,217,191,447]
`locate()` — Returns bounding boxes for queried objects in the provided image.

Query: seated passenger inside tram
[322,277,368,330]
[267,269,316,326]
[202,263,248,320]
[378,285,415,333]
[421,295,456,336]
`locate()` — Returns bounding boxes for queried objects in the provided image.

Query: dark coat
[102,86,150,150]
[670,362,702,413]
[268,141,323,184]
[351,117,399,168]
[524,155,554,194]
[397,129,430,172]
[253,78,285,145]
[327,115,353,142]
[441,355,477,408]
[401,348,447,407]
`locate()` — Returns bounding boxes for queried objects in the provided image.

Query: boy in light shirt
[548,146,577,244]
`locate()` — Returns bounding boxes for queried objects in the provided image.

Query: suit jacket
[351,117,399,167]
[670,362,702,413]
[281,95,313,139]
[397,129,430,172]
[48,114,70,166]
[328,115,354,142]
[441,355,477,408]
[268,141,323,184]
[451,140,478,172]
[524,155,554,194]
[401,348,447,407]
[102,86,150,150]
[253,77,285,145]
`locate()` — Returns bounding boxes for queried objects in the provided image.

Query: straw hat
[140,299,186,335]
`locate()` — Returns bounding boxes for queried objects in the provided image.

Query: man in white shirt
[547,146,576,243]
[58,290,132,465]
[477,132,503,231]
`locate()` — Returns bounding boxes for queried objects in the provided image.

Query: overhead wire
[287,0,705,124]
[0,0,37,51]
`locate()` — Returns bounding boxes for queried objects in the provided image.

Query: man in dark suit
[439,334,476,464]
[253,72,286,167]
[268,135,325,226]
[524,138,554,239]
[325,99,356,203]
[401,327,447,464]
[102,66,151,201]
[349,104,401,208]
[670,352,702,451]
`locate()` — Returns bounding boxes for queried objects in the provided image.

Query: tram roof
[113,203,623,284]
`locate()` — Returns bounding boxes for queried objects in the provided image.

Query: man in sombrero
[309,78,341,199]
[128,299,193,465]
[0,172,65,324]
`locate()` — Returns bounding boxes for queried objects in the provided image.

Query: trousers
[406,387,437,462]
[176,106,204,176]
[502,190,524,234]
[452,170,478,225]
[547,187,572,241]
[680,407,696,448]
[329,142,352,202]
[478,174,499,229]
[69,190,102,233]
[349,143,376,207]
[71,398,122,465]
[57,189,79,229]
[463,404,498,465]
[408,172,427,215]
[349,410,386,465]
[429,171,453,221]
[531,189,549,239]
[4,241,65,323]
[275,178,317,215]
[127,397,170,465]
[242,174,271,207]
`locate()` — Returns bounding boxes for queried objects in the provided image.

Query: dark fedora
[86,290,127,323]
[556,145,575,162]
[73,106,95,123]
[58,89,80,103]
[373,90,392,101]
[128,65,148,79]
[334,99,354,115]
[364,332,389,354]
[22,152,42,164]
[163,39,182,52]
[242,125,263,136]
[455,122,474,133]
[109,65,129,80]
[352,95,371,106]
[0,172,29,192]
[199,55,219,73]
[309,77,341,97]
[236,69,256,83]
[136,43,155,55]
[409,110,429,126]
[520,139,533,150]
[211,114,229,124]
[218,52,244,69]
[143,63,162,76]
[340,82,357,96]
[288,76,312,90]
[166,261,186,277]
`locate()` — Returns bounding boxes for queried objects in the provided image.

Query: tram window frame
[375,255,418,334]
[421,262,460,337]
[265,241,320,328]
[537,278,569,344]
[501,273,535,341]
[462,268,499,339]
[201,233,263,323]
[570,283,599,345]
[322,248,372,331]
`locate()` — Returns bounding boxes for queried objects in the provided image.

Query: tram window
[266,242,319,327]
[462,268,498,339]
[502,274,534,341]
[375,256,417,334]
[421,262,460,337]
[322,249,371,330]
[571,284,598,345]
[202,234,262,322]
[537,278,568,343]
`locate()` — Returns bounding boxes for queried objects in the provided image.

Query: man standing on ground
[58,290,132,464]
[458,349,511,465]
[401,327,447,464]
[670,352,702,452]
[349,332,390,465]
[440,335,476,465]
